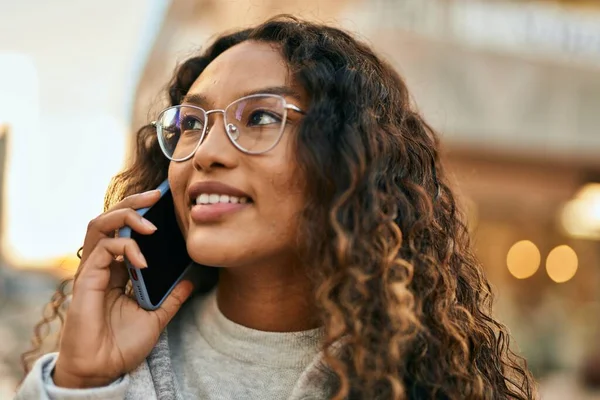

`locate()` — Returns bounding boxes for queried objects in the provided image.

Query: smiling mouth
[192,193,253,206]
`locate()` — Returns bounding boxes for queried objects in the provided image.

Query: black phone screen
[130,190,192,306]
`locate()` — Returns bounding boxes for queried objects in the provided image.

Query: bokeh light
[506,240,541,279]
[546,245,578,283]
[561,183,600,240]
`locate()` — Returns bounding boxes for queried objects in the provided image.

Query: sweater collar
[192,288,324,369]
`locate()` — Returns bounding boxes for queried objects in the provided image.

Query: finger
[107,190,161,213]
[89,208,158,237]
[75,238,148,293]
[77,190,159,265]
[80,209,157,264]
[70,239,148,324]
[153,279,194,330]
[107,259,130,291]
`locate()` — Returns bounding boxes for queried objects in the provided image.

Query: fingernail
[137,251,148,267]
[142,189,160,196]
[141,218,157,230]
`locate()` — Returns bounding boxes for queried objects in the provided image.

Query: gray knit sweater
[15,289,333,400]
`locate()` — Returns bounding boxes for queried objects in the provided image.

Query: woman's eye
[181,116,204,131]
[248,110,281,126]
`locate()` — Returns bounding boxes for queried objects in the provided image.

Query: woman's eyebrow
[241,86,303,102]
[181,86,302,108]
[181,93,210,108]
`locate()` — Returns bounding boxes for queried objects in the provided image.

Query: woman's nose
[192,112,238,172]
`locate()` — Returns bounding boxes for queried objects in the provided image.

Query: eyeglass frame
[151,93,305,162]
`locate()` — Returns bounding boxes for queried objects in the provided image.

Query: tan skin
[53,41,318,388]
[170,41,316,332]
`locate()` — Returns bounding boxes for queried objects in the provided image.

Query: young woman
[17,16,536,400]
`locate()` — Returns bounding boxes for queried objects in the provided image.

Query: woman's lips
[190,202,250,223]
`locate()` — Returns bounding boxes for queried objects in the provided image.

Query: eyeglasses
[152,93,305,161]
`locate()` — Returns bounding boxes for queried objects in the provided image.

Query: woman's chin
[187,246,232,268]
[184,225,280,269]
[185,235,241,268]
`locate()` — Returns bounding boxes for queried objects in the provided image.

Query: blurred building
[0,125,7,246]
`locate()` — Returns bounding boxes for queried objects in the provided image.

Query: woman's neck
[215,260,320,332]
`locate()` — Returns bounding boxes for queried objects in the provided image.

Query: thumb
[153,279,195,329]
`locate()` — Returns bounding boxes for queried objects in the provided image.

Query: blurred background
[1,0,599,398]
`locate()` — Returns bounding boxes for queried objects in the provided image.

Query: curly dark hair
[22,15,536,399]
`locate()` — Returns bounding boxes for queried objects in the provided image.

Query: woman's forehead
[187,41,294,108]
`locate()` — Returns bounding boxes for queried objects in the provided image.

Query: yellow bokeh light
[561,183,600,240]
[507,240,541,279]
[546,245,578,283]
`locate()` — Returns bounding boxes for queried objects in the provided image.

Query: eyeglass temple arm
[286,104,305,115]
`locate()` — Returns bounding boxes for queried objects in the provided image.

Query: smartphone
[118,179,193,310]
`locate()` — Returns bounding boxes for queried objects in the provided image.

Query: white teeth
[195,194,250,205]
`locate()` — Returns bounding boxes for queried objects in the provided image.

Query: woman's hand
[53,190,194,388]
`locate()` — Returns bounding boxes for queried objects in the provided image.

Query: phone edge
[117,179,173,311]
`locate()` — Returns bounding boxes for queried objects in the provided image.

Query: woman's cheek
[168,162,191,234]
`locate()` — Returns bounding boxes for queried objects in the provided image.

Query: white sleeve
[14,353,130,400]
